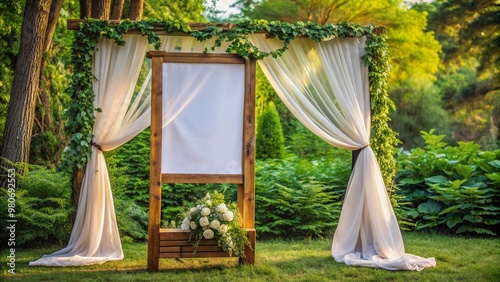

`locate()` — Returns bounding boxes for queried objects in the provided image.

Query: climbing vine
[60,18,398,188]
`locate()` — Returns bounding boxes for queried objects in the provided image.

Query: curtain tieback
[91,141,104,152]
[361,144,370,150]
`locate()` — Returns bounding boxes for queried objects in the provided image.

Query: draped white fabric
[30,34,149,266]
[248,34,435,270]
[31,33,436,270]
[30,36,233,266]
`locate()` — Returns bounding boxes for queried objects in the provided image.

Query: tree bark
[91,0,111,19]
[110,0,124,20]
[0,0,52,185]
[44,0,64,51]
[128,0,144,20]
[80,0,91,18]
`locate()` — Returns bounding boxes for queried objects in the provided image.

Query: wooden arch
[146,51,257,271]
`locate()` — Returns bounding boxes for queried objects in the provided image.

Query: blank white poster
[161,63,245,174]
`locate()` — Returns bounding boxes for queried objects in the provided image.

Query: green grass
[2,232,499,281]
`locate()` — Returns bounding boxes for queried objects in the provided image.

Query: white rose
[218,224,229,235]
[210,219,220,229]
[223,211,234,222]
[203,229,214,239]
[201,207,211,216]
[196,204,202,210]
[199,216,209,227]
[217,203,228,214]
[189,221,197,229]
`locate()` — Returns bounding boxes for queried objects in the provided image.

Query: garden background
[0,0,499,279]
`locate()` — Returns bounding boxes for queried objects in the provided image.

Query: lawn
[2,232,499,281]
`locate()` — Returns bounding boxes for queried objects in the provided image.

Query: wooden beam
[162,173,243,184]
[147,51,245,64]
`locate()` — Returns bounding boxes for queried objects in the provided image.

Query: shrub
[395,130,500,236]
[254,157,349,238]
[114,128,151,207]
[0,165,73,247]
[256,101,285,160]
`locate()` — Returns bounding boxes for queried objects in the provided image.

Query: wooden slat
[147,55,164,272]
[160,246,224,253]
[160,246,181,253]
[159,229,191,240]
[162,173,243,184]
[160,252,231,259]
[160,240,219,247]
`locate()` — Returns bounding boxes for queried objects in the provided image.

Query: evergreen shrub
[256,101,285,160]
[0,165,73,246]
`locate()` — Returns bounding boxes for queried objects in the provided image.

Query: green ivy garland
[60,18,399,188]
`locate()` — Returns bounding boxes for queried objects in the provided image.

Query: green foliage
[0,165,73,247]
[256,101,285,160]
[395,130,500,236]
[366,28,400,189]
[114,128,151,207]
[255,157,350,238]
[144,0,206,22]
[390,79,452,148]
[415,0,500,146]
[287,121,346,159]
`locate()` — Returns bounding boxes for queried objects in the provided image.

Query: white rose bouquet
[180,191,251,258]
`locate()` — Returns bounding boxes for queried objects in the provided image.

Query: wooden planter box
[159,228,256,262]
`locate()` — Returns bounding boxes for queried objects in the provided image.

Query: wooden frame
[146,51,256,272]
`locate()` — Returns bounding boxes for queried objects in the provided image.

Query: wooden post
[241,57,256,262]
[147,54,163,272]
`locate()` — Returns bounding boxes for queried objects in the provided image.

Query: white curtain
[30,36,231,266]
[30,34,149,266]
[248,34,436,271]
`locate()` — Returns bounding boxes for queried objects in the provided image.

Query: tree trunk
[91,0,111,19]
[44,0,64,51]
[110,0,124,20]
[0,0,52,186]
[128,0,144,20]
[80,0,91,18]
